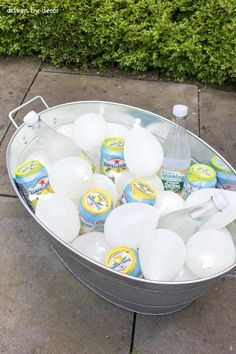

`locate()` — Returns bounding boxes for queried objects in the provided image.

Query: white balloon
[35,193,80,243]
[104,203,160,249]
[26,150,51,173]
[124,124,164,177]
[186,229,236,278]
[71,232,111,264]
[139,229,186,281]
[154,191,185,216]
[173,265,198,282]
[49,157,92,199]
[220,227,233,240]
[72,113,107,151]
[90,174,118,206]
[57,124,73,138]
[106,122,129,139]
[115,170,164,198]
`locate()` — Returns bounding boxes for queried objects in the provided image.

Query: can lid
[105,246,137,274]
[211,155,233,175]
[188,164,216,182]
[81,188,113,215]
[130,178,157,200]
[172,104,188,118]
[212,192,229,211]
[15,160,42,177]
[102,137,125,151]
[23,111,39,127]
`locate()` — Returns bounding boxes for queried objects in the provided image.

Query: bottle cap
[212,192,229,211]
[23,111,39,127]
[173,105,188,118]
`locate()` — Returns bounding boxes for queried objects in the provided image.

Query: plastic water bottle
[24,111,80,163]
[158,192,229,242]
[160,105,191,192]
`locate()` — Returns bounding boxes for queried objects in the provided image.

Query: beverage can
[105,246,142,277]
[100,137,127,180]
[14,160,53,211]
[120,178,157,206]
[79,188,113,234]
[210,155,236,191]
[184,163,217,195]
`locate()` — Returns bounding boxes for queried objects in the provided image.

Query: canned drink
[100,137,127,180]
[184,163,217,195]
[210,155,236,191]
[14,160,53,211]
[105,246,142,277]
[79,188,113,234]
[120,178,157,206]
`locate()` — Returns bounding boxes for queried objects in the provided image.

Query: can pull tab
[8,96,49,130]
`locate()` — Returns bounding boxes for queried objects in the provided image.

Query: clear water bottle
[23,111,80,163]
[160,105,191,192]
[158,192,229,242]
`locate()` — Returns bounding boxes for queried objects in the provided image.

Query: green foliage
[0,0,236,84]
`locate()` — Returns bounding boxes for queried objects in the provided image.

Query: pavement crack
[129,312,137,354]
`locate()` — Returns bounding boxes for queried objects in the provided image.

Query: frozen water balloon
[49,157,92,199]
[90,174,118,206]
[186,229,236,278]
[154,191,185,216]
[124,123,163,177]
[106,122,129,139]
[35,193,80,243]
[72,113,107,151]
[104,203,160,249]
[71,232,111,264]
[139,229,186,281]
[173,265,198,282]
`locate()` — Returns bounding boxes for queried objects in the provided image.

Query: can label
[120,179,157,206]
[15,160,53,210]
[184,164,217,195]
[79,189,113,234]
[160,168,186,192]
[106,247,136,274]
[188,164,216,182]
[100,138,127,179]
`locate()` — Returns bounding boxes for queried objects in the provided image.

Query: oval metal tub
[6,96,236,315]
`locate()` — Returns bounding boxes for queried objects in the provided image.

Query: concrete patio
[0,56,235,353]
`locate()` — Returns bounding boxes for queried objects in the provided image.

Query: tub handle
[8,96,49,130]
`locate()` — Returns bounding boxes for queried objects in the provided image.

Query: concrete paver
[0,56,42,142]
[133,278,236,354]
[0,197,133,353]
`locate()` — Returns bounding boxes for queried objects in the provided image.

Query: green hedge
[1,0,236,84]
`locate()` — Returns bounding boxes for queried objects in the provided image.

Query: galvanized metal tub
[6,96,236,315]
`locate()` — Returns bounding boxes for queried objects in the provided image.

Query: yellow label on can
[105,246,136,274]
[15,160,42,177]
[131,178,157,200]
[188,164,216,182]
[81,188,112,215]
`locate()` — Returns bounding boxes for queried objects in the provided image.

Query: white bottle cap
[172,104,188,118]
[212,192,229,211]
[23,111,39,127]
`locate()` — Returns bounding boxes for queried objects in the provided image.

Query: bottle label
[160,168,186,192]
